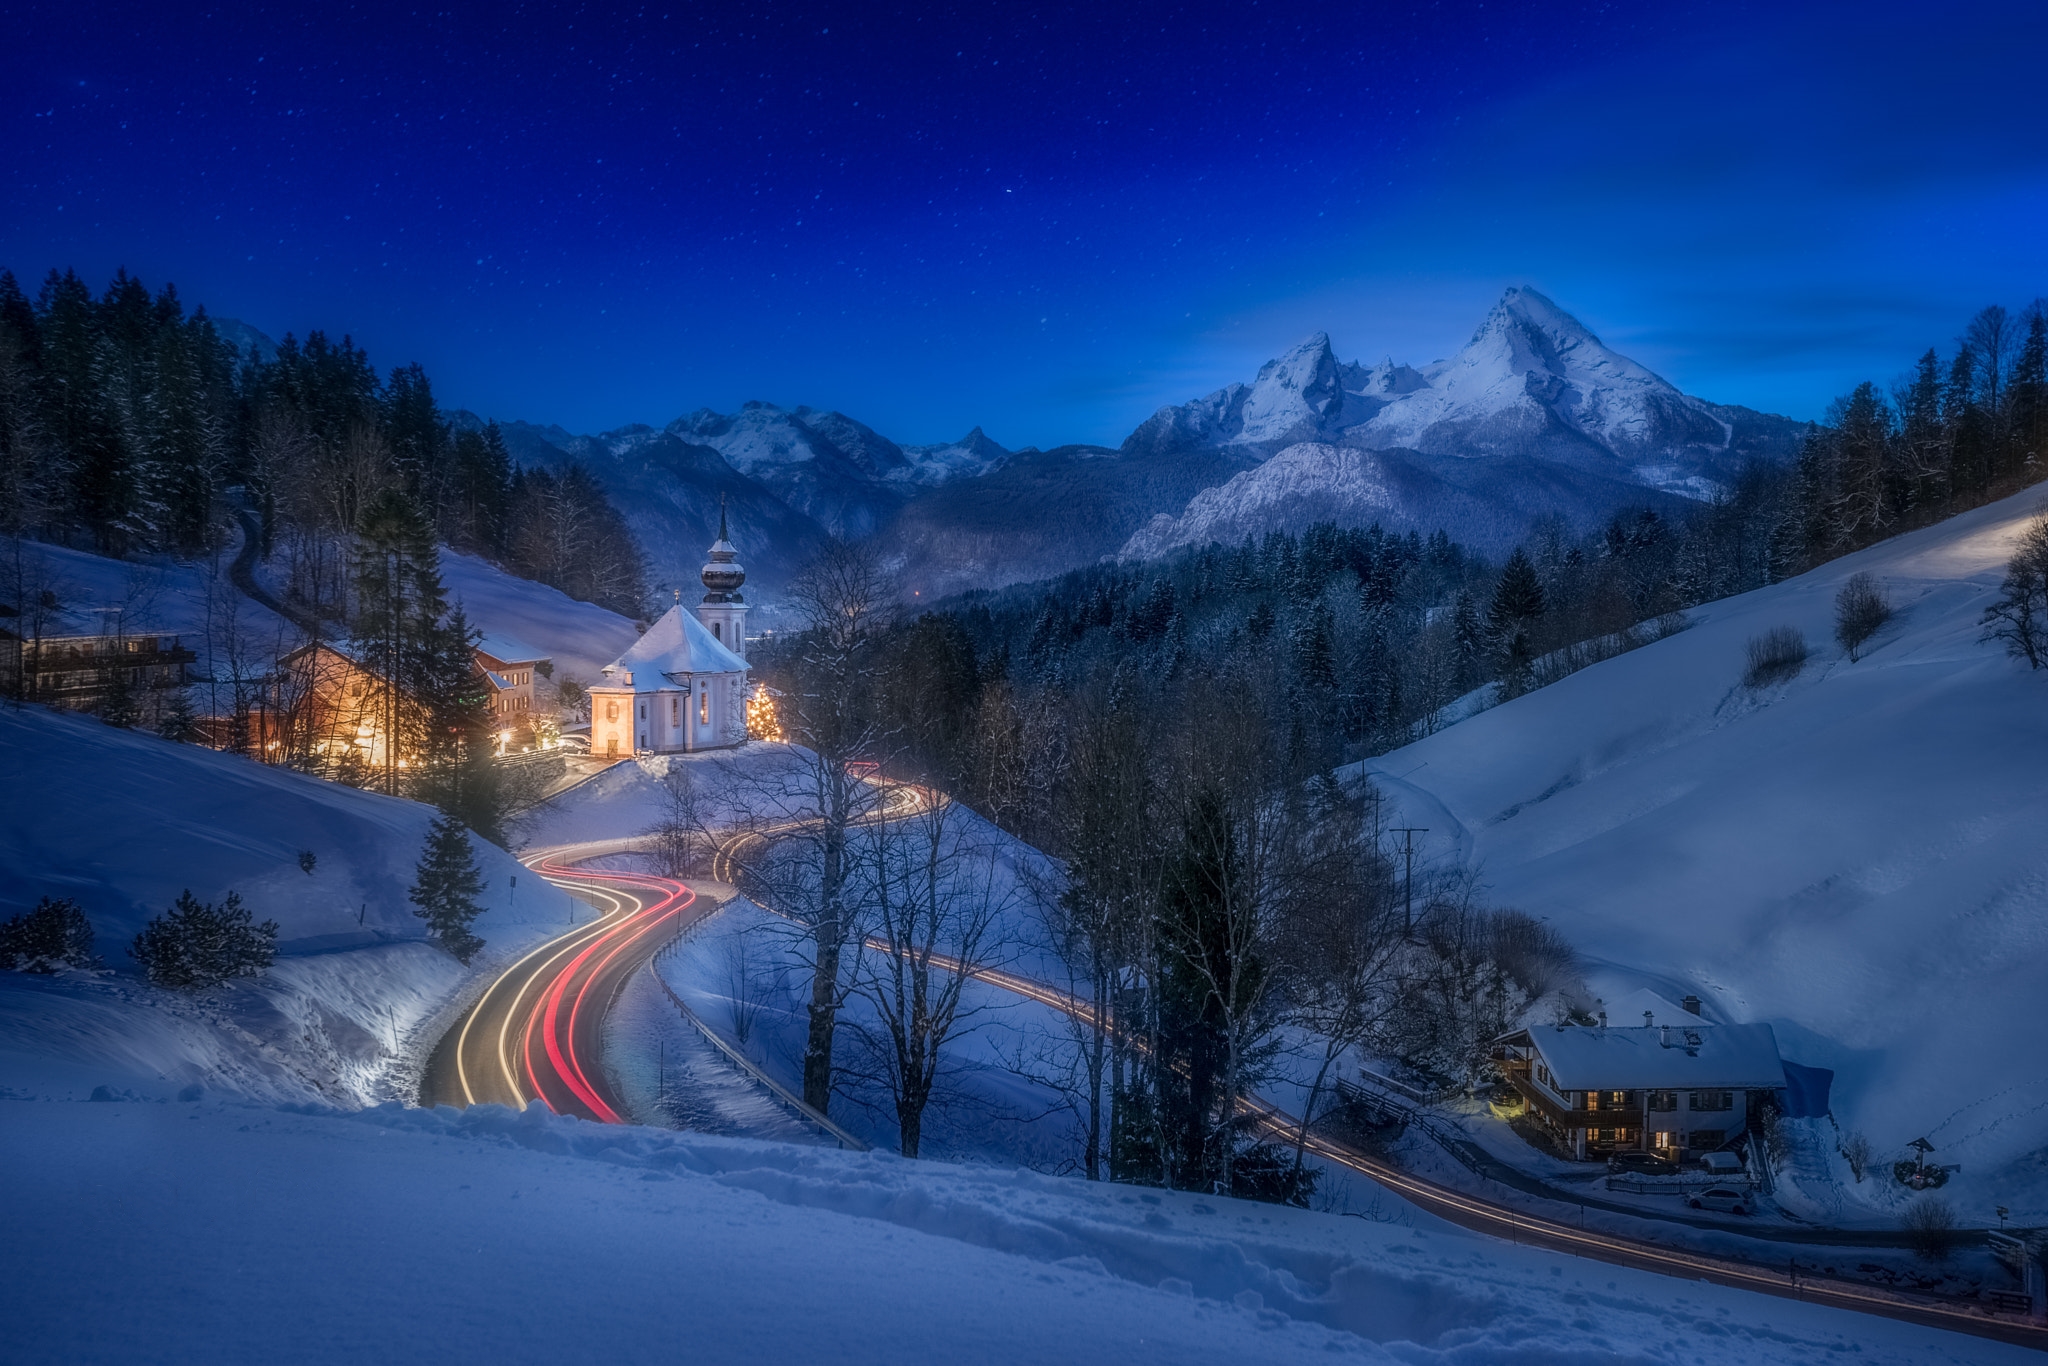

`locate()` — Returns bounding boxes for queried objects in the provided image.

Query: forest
[0,267,647,619]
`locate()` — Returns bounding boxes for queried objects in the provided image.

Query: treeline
[0,267,647,618]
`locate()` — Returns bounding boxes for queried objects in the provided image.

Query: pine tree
[352,487,444,794]
[131,890,278,989]
[1488,549,1545,697]
[414,605,505,840]
[410,815,487,964]
[0,896,98,972]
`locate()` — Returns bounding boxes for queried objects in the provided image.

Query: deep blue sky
[6,2,2045,447]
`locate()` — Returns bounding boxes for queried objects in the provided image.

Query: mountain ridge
[485,289,1810,601]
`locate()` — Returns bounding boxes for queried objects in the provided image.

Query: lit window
[698,688,709,724]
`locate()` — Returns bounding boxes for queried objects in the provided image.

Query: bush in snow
[1742,626,1808,688]
[1983,514,2048,668]
[1838,1130,1873,1183]
[1901,1196,1959,1262]
[131,890,278,990]
[1833,572,1892,661]
[410,815,486,964]
[0,897,99,972]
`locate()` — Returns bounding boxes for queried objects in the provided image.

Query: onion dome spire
[700,494,746,602]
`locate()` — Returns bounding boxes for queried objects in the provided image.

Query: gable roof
[474,632,550,668]
[1602,988,1705,1028]
[1524,1022,1784,1091]
[600,605,747,686]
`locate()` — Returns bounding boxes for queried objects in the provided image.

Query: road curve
[420,845,714,1121]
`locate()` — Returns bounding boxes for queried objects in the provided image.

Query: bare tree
[642,759,711,878]
[1983,514,2048,668]
[848,798,1011,1157]
[735,539,897,1114]
[1279,775,1408,1181]
[1040,675,1153,1180]
[1834,571,1892,662]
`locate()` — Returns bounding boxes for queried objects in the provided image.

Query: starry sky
[6,1,2045,447]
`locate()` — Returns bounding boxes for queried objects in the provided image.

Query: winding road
[420,792,2046,1350]
[419,843,719,1121]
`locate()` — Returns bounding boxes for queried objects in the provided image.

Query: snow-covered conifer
[409,815,487,964]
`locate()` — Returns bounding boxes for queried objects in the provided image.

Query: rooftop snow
[1525,1022,1784,1091]
[601,604,747,683]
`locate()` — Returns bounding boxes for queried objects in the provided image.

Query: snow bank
[0,1092,2021,1364]
[1362,487,2048,1215]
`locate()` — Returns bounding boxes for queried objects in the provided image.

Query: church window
[712,622,722,639]
[671,697,678,725]
[605,700,619,722]
[699,688,710,724]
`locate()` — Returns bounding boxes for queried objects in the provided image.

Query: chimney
[1682,995,1702,1016]
[1659,1025,1673,1049]
[1643,1011,1655,1030]
[1597,1011,1607,1029]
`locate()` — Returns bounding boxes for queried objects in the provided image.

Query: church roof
[601,605,747,685]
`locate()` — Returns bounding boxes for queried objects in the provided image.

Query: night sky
[6,2,2045,446]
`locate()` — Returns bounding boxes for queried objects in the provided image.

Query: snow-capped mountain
[1115,288,1807,559]
[1119,440,1690,561]
[492,289,1805,603]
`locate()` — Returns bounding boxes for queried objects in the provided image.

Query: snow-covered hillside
[439,549,639,685]
[1,1090,2025,1364]
[0,704,578,1105]
[1361,487,2048,1212]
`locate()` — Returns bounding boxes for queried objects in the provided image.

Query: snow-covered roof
[1601,988,1705,1028]
[600,605,747,687]
[482,669,516,691]
[1525,1022,1783,1091]
[473,632,549,667]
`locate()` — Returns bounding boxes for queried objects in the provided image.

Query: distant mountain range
[470,288,1812,603]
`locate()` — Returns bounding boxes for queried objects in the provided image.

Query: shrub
[131,890,278,990]
[1743,626,1808,688]
[1839,1130,1872,1183]
[1901,1196,1958,1262]
[0,897,98,972]
[1834,572,1892,661]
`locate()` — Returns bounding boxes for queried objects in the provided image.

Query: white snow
[1361,486,2048,1219]
[1120,442,1402,559]
[439,548,641,686]
[0,703,578,1106]
[0,1090,2027,1364]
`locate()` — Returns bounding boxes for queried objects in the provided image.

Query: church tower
[694,495,748,660]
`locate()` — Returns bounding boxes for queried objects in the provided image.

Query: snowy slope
[0,1092,2024,1365]
[9,537,291,643]
[1120,440,1693,557]
[439,549,640,685]
[1360,488,2048,1214]
[0,704,578,1104]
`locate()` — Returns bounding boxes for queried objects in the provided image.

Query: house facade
[1495,994,1786,1161]
[587,510,750,760]
[473,633,551,738]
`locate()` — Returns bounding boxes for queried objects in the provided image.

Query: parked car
[1607,1151,1679,1176]
[1698,1151,1745,1176]
[1688,1186,1751,1215]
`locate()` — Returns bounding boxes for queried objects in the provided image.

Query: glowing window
[698,689,709,724]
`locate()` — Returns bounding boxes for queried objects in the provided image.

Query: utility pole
[1391,828,1428,935]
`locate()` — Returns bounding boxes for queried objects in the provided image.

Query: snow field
[0,1091,2026,1365]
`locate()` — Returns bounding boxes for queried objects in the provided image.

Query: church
[587,507,752,759]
